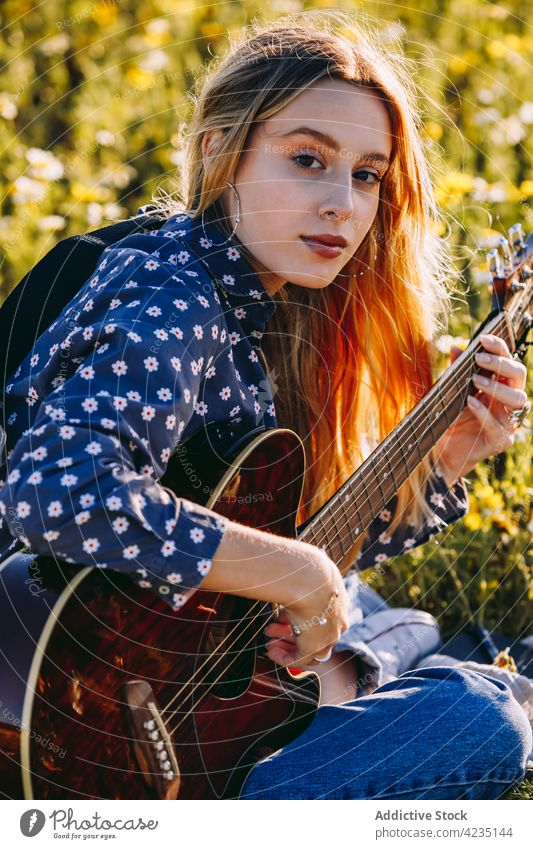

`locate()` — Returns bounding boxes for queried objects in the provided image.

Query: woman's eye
[354,170,382,185]
[292,153,321,170]
[291,154,381,185]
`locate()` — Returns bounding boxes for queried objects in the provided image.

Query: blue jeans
[241,577,532,799]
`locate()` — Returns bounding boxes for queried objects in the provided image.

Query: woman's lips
[300,236,344,258]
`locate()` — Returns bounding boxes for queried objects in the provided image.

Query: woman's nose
[319,181,355,221]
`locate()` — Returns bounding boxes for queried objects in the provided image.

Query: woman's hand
[203,517,349,669]
[435,333,529,486]
[263,553,349,668]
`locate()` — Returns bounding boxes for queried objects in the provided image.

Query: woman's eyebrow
[277,126,390,166]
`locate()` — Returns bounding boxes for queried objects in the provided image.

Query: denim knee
[404,666,532,795]
[241,665,531,800]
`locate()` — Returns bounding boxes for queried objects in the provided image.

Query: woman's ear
[201,128,224,169]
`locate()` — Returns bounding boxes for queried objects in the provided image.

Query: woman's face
[203,78,393,296]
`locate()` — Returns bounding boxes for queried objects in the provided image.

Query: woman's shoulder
[63,223,226,332]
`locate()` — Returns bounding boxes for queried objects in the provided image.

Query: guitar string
[161,355,476,735]
[159,315,514,730]
[160,333,489,733]
[296,321,511,554]
[158,318,508,727]
[302,301,523,549]
[165,595,326,737]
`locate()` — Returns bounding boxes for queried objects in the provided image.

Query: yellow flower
[481,493,504,511]
[475,484,494,500]
[200,22,224,38]
[144,20,171,47]
[491,513,518,534]
[70,183,111,203]
[125,67,154,90]
[520,180,533,197]
[504,34,524,53]
[486,41,507,60]
[448,55,469,74]
[435,171,474,206]
[91,2,118,26]
[464,512,483,531]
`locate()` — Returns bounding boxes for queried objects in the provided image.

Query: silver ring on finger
[312,648,333,663]
[507,399,531,428]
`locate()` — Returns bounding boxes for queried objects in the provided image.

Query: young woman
[0,14,530,799]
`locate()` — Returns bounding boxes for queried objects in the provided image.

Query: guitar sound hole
[199,597,268,699]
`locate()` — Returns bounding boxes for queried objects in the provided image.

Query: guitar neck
[296,310,516,568]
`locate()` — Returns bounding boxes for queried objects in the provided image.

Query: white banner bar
[2,799,531,848]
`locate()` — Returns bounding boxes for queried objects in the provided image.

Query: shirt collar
[137,206,277,332]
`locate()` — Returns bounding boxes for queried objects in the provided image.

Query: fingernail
[468,395,481,408]
[473,374,489,386]
[480,334,493,343]
[475,352,491,364]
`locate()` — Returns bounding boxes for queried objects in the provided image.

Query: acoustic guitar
[0,224,531,800]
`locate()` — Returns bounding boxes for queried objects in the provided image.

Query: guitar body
[0,427,320,800]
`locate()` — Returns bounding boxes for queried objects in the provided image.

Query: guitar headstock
[485,222,533,356]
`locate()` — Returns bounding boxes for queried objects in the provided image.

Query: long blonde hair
[151,11,459,556]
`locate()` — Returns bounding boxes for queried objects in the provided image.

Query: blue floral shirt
[0,209,469,609]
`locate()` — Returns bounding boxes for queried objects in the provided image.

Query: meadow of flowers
[0,1,531,650]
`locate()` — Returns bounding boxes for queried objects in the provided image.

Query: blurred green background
[0,0,531,643]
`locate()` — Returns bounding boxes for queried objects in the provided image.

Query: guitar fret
[327,503,345,559]
[315,514,330,551]
[339,487,356,546]
[370,454,388,513]
[385,448,400,499]
[302,522,321,548]
[344,479,364,539]
[426,399,438,450]
[438,383,453,429]
[409,416,424,465]
[397,420,413,483]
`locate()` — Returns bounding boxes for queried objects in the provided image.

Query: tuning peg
[486,247,503,279]
[508,222,526,254]
[498,237,513,273]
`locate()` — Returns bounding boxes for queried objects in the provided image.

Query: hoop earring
[337,267,367,278]
[201,181,241,246]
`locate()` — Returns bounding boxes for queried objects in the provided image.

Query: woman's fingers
[471,373,528,408]
[479,334,512,358]
[265,621,338,668]
[264,621,293,639]
[266,638,298,656]
[475,346,526,389]
[266,644,298,667]
[475,352,527,388]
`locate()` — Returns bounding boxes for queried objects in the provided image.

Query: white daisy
[83,538,101,554]
[112,517,129,534]
[47,500,63,517]
[189,527,205,543]
[17,501,31,519]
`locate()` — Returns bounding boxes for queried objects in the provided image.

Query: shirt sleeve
[352,460,469,571]
[0,246,228,611]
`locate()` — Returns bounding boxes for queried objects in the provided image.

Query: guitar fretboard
[296,311,515,568]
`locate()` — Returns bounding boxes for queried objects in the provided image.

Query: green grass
[504,778,533,800]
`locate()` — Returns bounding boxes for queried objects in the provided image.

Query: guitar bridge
[122,680,181,800]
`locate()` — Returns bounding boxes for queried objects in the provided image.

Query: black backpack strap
[0,211,167,388]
